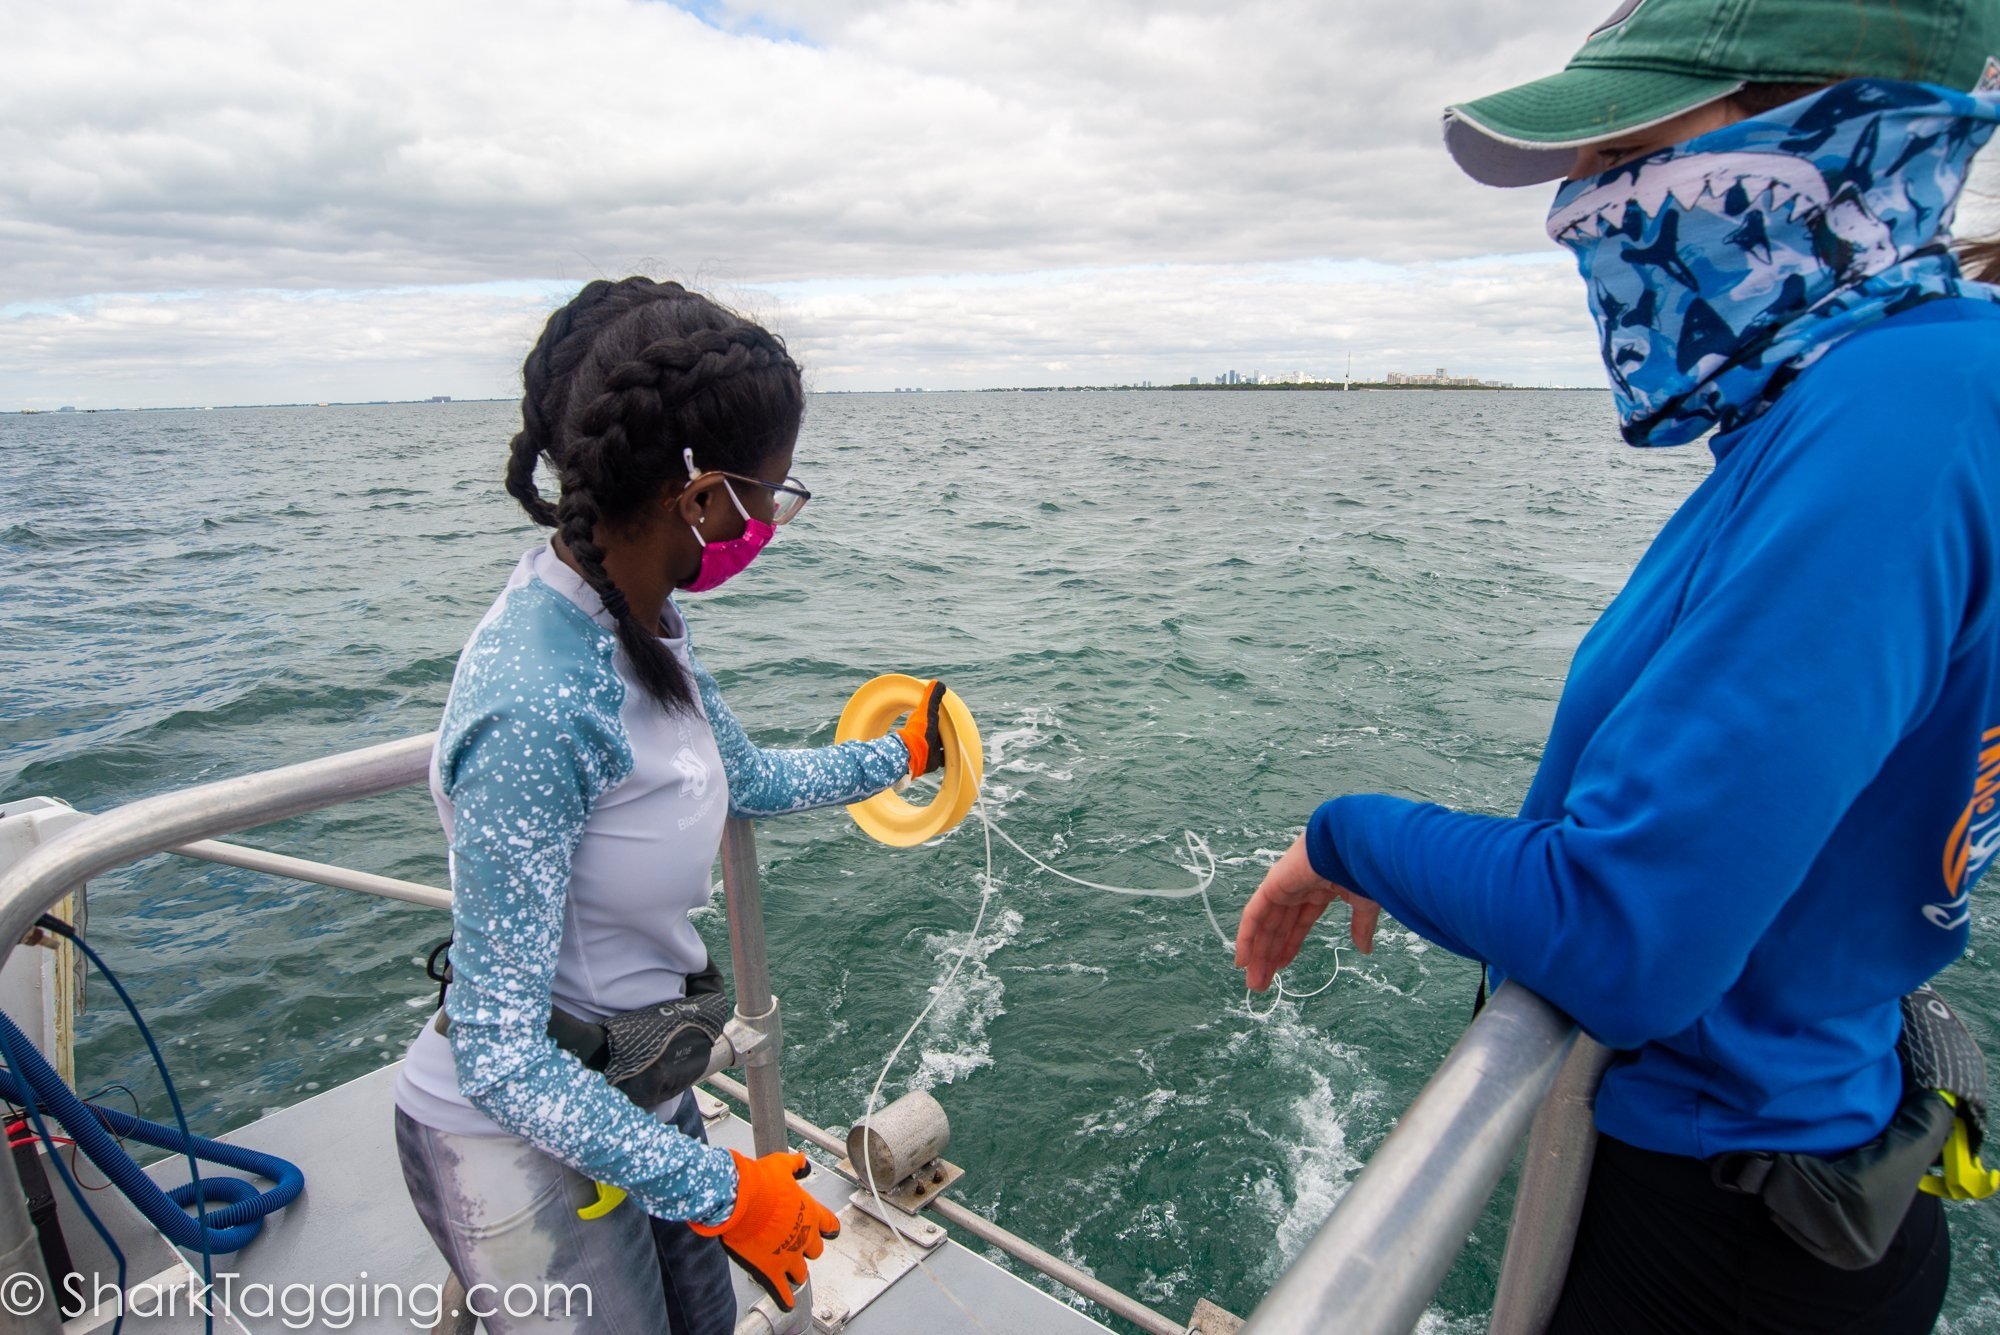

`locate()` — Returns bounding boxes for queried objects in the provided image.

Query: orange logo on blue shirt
[1936,725,2000,929]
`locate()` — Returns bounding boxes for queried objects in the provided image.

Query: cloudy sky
[5,0,1993,409]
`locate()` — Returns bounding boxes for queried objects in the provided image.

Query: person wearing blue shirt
[1235,1,2000,1330]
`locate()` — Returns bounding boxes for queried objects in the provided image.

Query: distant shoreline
[7,398,516,415]
[9,385,1605,414]
[984,382,1600,393]
[839,383,1604,395]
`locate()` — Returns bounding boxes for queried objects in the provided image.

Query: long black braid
[506,277,804,712]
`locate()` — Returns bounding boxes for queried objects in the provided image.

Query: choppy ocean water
[1,390,1994,1331]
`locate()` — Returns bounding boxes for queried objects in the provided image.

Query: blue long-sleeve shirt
[395,542,910,1222]
[1307,302,2000,1158]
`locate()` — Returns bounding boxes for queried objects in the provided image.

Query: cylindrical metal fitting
[846,1090,950,1192]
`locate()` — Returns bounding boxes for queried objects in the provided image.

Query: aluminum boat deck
[41,1063,1117,1334]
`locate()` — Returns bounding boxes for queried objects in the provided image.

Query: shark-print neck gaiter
[1547,79,2000,448]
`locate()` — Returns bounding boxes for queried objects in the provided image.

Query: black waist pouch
[569,955,731,1110]
[1711,1089,1952,1270]
[1710,985,1986,1270]
[435,950,731,1111]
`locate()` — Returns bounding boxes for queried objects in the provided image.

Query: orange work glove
[690,1149,840,1311]
[896,679,948,778]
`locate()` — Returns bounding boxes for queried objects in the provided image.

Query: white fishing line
[857,734,1345,1262]
[1245,943,1344,1018]
[857,751,998,1253]
[979,799,1344,1013]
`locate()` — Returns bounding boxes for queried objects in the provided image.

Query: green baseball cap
[1444,0,2000,186]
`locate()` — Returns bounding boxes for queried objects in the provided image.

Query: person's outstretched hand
[1235,835,1380,991]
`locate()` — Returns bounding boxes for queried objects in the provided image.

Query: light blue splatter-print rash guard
[395,541,909,1223]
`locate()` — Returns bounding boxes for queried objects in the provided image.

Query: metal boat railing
[0,737,1189,1335]
[1238,987,1591,1335]
[0,736,436,1335]
[0,736,1607,1335]
[1484,1036,1613,1335]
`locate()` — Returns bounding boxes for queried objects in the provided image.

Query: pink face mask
[682,447,774,593]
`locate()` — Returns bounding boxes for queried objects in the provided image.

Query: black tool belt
[431,948,731,1111]
[1711,985,1987,1270]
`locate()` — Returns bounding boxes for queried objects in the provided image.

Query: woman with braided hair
[392,277,951,1334]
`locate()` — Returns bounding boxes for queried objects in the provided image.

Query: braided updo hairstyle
[506,277,804,713]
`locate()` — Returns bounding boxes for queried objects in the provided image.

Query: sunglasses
[683,448,812,525]
[728,474,812,526]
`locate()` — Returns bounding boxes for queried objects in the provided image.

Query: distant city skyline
[1185,365,1512,388]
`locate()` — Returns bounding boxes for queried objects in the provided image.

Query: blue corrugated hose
[0,1008,303,1253]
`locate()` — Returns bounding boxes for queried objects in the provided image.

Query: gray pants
[395,1095,737,1335]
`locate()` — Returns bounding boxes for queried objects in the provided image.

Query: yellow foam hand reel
[837,674,983,847]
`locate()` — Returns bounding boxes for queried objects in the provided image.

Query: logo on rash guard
[1936,725,2000,929]
[673,746,712,800]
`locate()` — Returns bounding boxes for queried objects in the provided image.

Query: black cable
[82,1083,142,1153]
